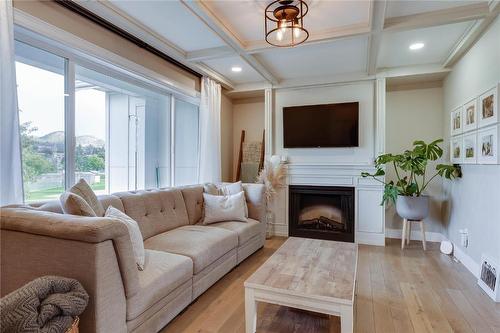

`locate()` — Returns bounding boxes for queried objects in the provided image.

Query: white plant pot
[396,195,429,221]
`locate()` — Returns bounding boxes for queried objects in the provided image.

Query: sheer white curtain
[0,0,24,205]
[198,77,221,183]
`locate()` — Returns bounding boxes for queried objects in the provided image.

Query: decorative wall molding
[375,77,386,156]
[264,88,273,159]
[385,228,445,242]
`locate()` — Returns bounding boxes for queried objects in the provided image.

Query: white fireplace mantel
[269,163,386,246]
[265,79,387,246]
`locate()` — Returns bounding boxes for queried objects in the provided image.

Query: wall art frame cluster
[450,83,499,165]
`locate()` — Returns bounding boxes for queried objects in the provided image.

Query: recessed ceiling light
[409,42,425,50]
[231,66,242,72]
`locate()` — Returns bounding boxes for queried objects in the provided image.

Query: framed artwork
[451,107,463,135]
[462,132,477,164]
[450,135,463,164]
[479,86,498,128]
[463,98,478,132]
[477,125,498,164]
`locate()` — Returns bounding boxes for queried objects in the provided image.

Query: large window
[174,99,199,186]
[15,37,200,202]
[15,41,66,202]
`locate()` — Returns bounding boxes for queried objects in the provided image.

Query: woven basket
[65,317,79,333]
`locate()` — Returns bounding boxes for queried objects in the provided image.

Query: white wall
[274,81,376,165]
[443,17,500,266]
[385,87,445,233]
[221,93,233,182]
[232,99,265,178]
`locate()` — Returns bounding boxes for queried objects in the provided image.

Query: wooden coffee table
[244,237,358,333]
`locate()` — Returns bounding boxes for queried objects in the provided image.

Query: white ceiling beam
[181,0,279,85]
[72,0,236,89]
[186,46,235,61]
[377,64,451,79]
[245,24,371,54]
[194,63,235,90]
[229,72,375,93]
[383,3,490,32]
[366,0,387,75]
[225,81,273,96]
[443,1,500,68]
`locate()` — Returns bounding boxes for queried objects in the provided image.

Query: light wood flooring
[161,237,500,333]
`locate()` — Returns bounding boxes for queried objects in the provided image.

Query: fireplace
[289,185,354,242]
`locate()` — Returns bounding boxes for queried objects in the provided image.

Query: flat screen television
[283,102,359,148]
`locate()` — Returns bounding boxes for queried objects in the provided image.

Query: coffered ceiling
[76,0,499,91]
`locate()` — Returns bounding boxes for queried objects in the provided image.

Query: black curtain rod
[54,0,202,78]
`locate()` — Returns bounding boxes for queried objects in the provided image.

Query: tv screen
[283,102,359,148]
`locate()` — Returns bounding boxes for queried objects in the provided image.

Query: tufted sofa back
[113,188,190,240]
[7,183,265,241]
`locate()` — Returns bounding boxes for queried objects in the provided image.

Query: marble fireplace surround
[269,163,386,246]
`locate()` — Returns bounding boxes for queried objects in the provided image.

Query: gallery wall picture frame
[463,98,478,132]
[479,85,498,128]
[450,135,463,164]
[462,132,477,164]
[451,107,463,135]
[477,125,499,164]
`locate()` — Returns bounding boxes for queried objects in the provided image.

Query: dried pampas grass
[257,160,286,202]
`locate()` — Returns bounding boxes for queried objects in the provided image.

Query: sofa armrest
[0,208,139,299]
[242,183,266,224]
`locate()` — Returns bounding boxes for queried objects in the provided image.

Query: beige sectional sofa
[0,183,266,333]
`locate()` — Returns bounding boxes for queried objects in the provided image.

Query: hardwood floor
[161,237,500,333]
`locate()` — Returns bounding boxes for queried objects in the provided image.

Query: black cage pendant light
[265,0,309,47]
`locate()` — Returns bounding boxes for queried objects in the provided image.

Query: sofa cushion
[144,225,238,274]
[179,185,204,225]
[127,249,193,320]
[208,218,263,245]
[115,189,189,240]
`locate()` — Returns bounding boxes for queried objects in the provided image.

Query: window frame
[14,24,201,200]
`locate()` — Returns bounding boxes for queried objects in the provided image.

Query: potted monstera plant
[361,139,461,220]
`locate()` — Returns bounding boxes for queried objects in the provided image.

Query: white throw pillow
[105,206,145,271]
[202,191,248,225]
[203,181,248,217]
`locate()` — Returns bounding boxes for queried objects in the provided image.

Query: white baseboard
[453,244,480,278]
[385,227,444,242]
[356,232,385,246]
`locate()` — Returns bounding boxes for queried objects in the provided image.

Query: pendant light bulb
[277,29,283,41]
[280,19,287,33]
[294,27,301,38]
